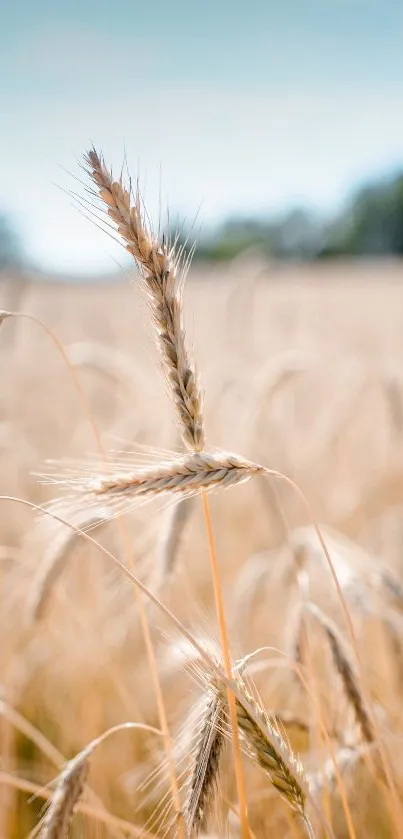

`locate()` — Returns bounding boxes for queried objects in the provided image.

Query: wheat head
[85,149,204,452]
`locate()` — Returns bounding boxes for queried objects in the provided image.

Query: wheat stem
[201,491,250,839]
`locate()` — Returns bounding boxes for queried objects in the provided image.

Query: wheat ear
[40,722,161,838]
[28,511,109,623]
[40,755,89,839]
[47,451,264,517]
[215,673,307,816]
[85,149,204,452]
[305,603,374,743]
[185,688,227,835]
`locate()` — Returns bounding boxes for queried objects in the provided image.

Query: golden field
[1,259,403,838]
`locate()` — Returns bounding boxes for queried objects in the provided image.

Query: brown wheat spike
[46,450,264,518]
[40,754,89,839]
[215,673,307,816]
[28,511,109,623]
[84,149,204,452]
[184,688,227,835]
[305,602,374,743]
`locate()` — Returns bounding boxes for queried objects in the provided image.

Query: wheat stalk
[84,149,204,452]
[184,688,227,835]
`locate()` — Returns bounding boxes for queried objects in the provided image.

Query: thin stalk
[201,490,250,839]
[303,815,316,839]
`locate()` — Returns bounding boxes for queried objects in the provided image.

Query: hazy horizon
[2,0,403,274]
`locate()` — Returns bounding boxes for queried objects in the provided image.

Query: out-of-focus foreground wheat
[1,175,403,837]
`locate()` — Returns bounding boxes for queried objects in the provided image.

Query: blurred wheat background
[2,254,403,837]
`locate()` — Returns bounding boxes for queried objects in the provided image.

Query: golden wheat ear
[305,602,374,743]
[40,722,161,837]
[43,450,265,519]
[40,755,89,839]
[84,148,205,453]
[184,688,228,836]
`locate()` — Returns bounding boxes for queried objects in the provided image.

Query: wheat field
[1,251,403,838]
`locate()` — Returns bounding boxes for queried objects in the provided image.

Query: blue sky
[2,0,403,273]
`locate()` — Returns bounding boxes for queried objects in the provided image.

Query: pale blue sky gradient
[2,0,403,273]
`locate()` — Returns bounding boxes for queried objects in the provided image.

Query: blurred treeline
[192,169,403,262]
[1,168,403,273]
[0,214,23,272]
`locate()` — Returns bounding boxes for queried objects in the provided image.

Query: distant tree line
[0,214,23,272]
[188,169,403,262]
[2,168,403,273]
